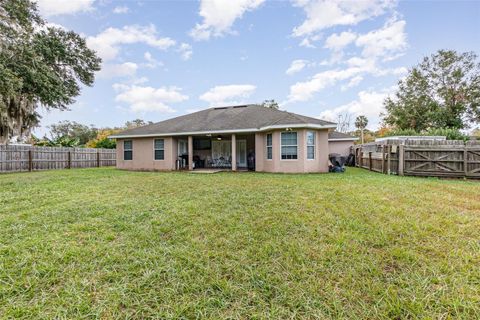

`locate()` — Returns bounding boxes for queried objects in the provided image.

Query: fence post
[464,148,468,177]
[355,147,359,167]
[68,151,71,169]
[28,149,33,172]
[398,145,405,176]
[387,145,391,175]
[97,150,100,167]
[368,152,372,171]
[381,145,385,174]
[359,148,362,167]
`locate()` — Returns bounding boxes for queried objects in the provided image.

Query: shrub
[383,128,469,141]
[86,129,119,149]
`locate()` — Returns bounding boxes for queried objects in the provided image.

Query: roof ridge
[210,103,261,110]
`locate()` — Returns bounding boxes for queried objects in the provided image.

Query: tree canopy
[49,120,97,145]
[262,99,279,109]
[382,50,480,131]
[355,115,368,130]
[32,119,153,148]
[124,119,154,129]
[0,0,101,143]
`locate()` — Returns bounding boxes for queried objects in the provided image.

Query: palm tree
[355,115,368,144]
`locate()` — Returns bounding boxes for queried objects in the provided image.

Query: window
[307,131,315,160]
[281,131,297,160]
[266,133,272,160]
[154,139,164,160]
[124,140,132,160]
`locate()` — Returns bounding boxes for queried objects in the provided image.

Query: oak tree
[0,0,101,143]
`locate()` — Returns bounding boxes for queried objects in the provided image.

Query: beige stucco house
[110,104,355,173]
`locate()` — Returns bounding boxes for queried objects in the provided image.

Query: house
[110,104,340,173]
[328,131,358,156]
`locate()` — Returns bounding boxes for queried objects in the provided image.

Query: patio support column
[231,134,237,171]
[188,135,193,171]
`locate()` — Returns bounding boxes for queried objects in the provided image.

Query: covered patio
[175,133,255,171]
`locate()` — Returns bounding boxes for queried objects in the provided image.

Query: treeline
[32,119,153,148]
[348,50,480,144]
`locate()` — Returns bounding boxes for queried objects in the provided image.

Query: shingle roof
[328,131,358,140]
[111,104,336,138]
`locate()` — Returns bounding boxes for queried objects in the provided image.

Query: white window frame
[154,138,165,161]
[280,131,298,161]
[124,140,133,161]
[266,133,273,160]
[306,131,315,160]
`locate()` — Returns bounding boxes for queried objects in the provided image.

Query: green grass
[0,168,479,319]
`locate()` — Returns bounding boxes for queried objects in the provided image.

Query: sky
[33,0,480,136]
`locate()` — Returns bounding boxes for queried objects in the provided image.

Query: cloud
[287,55,405,102]
[292,0,395,37]
[190,0,265,41]
[341,75,363,91]
[287,67,364,102]
[35,0,95,16]
[298,33,323,48]
[286,60,309,75]
[199,84,256,106]
[178,43,193,60]
[129,77,149,85]
[113,84,188,113]
[316,14,408,65]
[287,14,408,102]
[87,24,175,61]
[98,62,138,79]
[320,17,406,68]
[113,6,129,14]
[299,38,316,48]
[321,17,406,63]
[143,51,163,68]
[324,31,357,51]
[355,17,407,59]
[318,87,395,129]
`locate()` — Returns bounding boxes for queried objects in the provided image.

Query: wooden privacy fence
[353,139,480,179]
[0,145,116,173]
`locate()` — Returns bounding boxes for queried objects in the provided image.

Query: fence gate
[466,147,480,178]
[403,146,466,177]
[353,140,480,179]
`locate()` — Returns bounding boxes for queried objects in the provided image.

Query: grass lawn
[0,168,479,319]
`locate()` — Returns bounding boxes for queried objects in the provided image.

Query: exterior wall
[116,130,330,173]
[255,129,329,173]
[304,129,329,173]
[329,140,354,156]
[116,137,176,171]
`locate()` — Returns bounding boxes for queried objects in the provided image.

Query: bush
[425,128,469,141]
[383,128,469,141]
[86,129,118,149]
